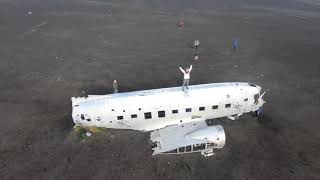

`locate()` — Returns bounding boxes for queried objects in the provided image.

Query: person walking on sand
[177,19,184,29]
[194,54,199,61]
[113,80,118,93]
[179,65,192,91]
[233,40,239,52]
[194,40,200,49]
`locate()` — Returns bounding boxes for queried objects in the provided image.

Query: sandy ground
[0,0,320,179]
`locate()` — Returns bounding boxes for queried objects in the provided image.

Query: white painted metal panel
[71,82,265,131]
[150,120,225,155]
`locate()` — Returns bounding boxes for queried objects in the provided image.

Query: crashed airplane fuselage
[71,82,265,156]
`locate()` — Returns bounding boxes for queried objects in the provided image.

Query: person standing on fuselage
[179,65,192,91]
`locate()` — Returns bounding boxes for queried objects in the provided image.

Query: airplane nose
[71,107,79,125]
[258,86,262,93]
[71,99,82,125]
[72,110,76,121]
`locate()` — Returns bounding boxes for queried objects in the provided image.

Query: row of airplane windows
[79,97,249,122]
[163,143,212,154]
[116,103,232,120]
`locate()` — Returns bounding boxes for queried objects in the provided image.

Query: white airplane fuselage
[71,82,265,131]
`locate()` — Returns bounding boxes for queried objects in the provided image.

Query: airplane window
[117,116,123,120]
[193,143,206,151]
[158,111,165,118]
[249,83,257,87]
[81,114,85,120]
[212,105,218,109]
[144,112,152,119]
[172,110,178,114]
[225,104,231,108]
[244,98,248,101]
[186,146,192,152]
[199,107,205,111]
[186,108,192,112]
[86,118,91,122]
[178,147,185,153]
[131,114,137,118]
[164,149,177,154]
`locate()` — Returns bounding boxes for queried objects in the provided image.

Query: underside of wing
[150,119,226,157]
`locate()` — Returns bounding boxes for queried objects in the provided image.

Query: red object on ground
[177,20,184,28]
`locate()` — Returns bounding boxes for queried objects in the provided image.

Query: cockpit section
[248,83,257,87]
[71,97,105,126]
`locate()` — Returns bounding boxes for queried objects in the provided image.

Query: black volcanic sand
[0,0,320,179]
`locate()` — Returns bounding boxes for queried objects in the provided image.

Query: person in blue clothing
[233,40,239,52]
